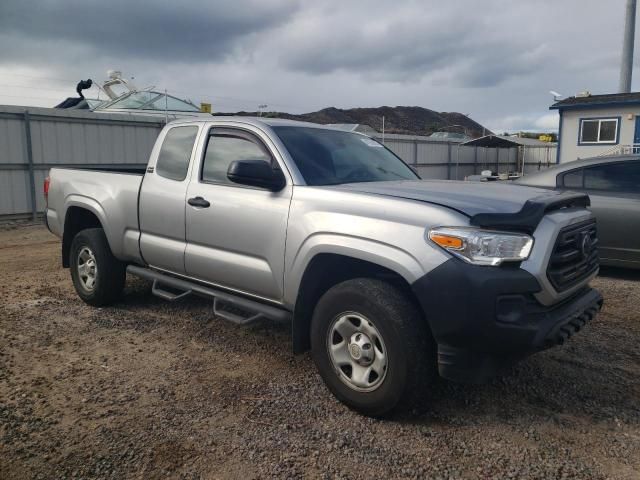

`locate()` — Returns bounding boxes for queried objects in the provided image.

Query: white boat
[56,70,210,120]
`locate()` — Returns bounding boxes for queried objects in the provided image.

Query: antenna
[550,90,563,101]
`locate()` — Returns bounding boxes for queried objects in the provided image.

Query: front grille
[547,219,599,292]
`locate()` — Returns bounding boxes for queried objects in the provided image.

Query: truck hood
[332,180,560,216]
[331,180,590,233]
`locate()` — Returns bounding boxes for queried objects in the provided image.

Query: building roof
[550,92,640,110]
[462,135,553,148]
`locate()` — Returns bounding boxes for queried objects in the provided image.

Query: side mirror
[227,160,286,191]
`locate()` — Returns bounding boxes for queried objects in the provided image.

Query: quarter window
[202,131,272,185]
[579,118,618,144]
[155,126,198,181]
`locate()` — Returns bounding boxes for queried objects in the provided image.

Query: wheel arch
[62,202,107,268]
[291,252,423,354]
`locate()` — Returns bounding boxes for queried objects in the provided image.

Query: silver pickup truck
[45,117,603,416]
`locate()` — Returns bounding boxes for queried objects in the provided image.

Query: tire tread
[70,228,125,307]
[311,277,436,416]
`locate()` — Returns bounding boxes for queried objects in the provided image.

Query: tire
[310,278,436,417]
[69,228,126,307]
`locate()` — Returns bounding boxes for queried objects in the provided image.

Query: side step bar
[126,265,291,324]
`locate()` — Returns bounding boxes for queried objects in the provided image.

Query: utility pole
[619,0,637,93]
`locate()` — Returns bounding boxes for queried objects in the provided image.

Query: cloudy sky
[0,0,636,132]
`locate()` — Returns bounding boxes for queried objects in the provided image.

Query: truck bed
[46,167,145,264]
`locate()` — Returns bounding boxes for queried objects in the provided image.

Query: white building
[552,92,640,163]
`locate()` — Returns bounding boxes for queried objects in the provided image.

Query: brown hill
[224,106,492,137]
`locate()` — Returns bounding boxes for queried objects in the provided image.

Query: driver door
[184,127,293,302]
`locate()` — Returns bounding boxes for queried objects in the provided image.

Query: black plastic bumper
[411,258,603,383]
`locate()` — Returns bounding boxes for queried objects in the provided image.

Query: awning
[462,135,554,148]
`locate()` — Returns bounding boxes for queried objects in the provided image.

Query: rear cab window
[155,126,199,181]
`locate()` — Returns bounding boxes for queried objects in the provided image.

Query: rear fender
[61,196,111,267]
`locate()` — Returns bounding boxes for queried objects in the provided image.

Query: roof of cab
[167,116,339,130]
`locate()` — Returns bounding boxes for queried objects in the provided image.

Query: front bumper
[411,258,603,383]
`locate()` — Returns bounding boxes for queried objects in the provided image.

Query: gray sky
[0,0,635,132]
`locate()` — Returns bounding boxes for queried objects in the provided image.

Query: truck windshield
[273,126,419,186]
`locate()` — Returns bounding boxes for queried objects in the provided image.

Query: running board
[151,280,192,301]
[126,265,290,324]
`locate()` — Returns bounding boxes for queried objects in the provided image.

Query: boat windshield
[100,91,200,112]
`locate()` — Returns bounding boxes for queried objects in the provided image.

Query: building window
[579,118,619,144]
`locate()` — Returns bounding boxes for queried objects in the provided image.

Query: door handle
[187,196,211,208]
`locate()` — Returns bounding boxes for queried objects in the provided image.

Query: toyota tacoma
[44,117,603,416]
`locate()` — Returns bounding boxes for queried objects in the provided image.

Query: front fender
[284,232,440,306]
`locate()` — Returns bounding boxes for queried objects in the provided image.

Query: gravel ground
[1,224,639,480]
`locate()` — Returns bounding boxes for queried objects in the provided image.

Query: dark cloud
[270,3,548,88]
[0,0,299,62]
[0,0,631,132]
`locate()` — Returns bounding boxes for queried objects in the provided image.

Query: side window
[156,126,198,181]
[202,131,271,184]
[562,169,583,188]
[583,161,640,193]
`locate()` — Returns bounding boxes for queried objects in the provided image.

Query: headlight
[428,227,533,266]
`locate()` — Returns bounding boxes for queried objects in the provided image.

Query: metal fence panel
[383,139,416,165]
[0,169,30,215]
[416,142,449,165]
[453,145,476,164]
[0,107,559,219]
[521,145,557,174]
[0,105,163,219]
[0,116,26,165]
[373,135,558,180]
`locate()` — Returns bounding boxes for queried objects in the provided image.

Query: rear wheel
[310,278,435,417]
[70,228,125,306]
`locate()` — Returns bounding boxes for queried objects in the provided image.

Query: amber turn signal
[429,232,464,250]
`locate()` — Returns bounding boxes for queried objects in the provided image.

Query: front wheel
[310,278,435,417]
[70,228,126,307]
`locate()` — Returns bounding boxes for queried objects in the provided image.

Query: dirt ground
[0,224,639,480]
